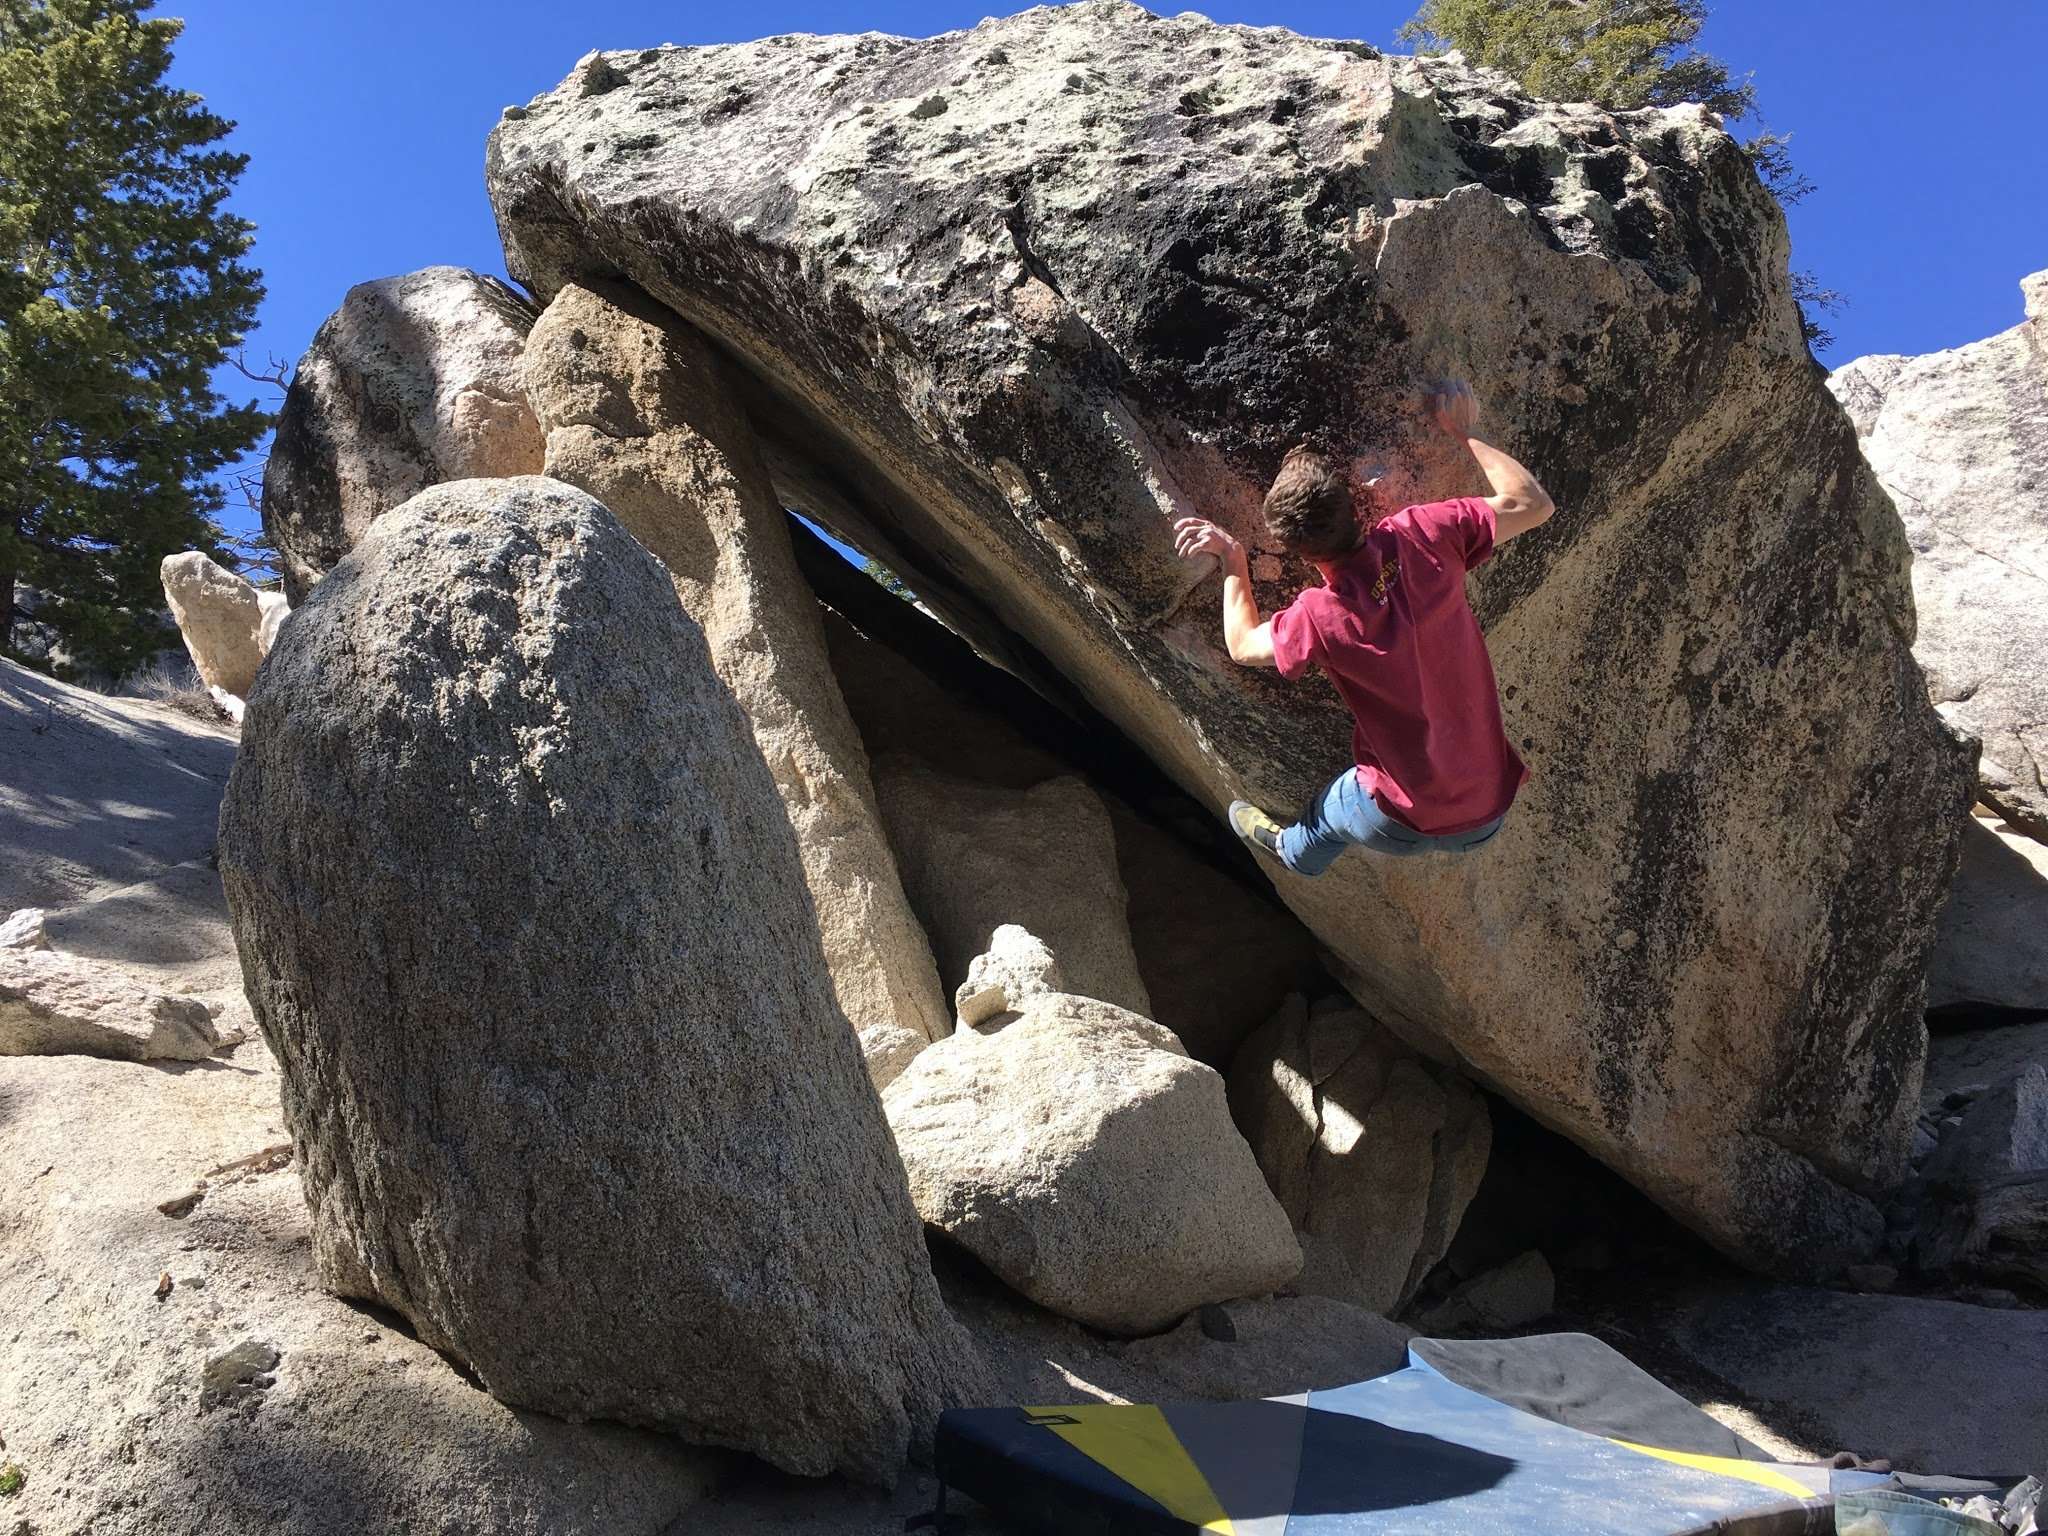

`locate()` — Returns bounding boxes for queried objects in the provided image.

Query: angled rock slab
[884,993,1300,1334]
[160,552,269,700]
[0,947,219,1061]
[261,265,545,602]
[1927,814,2048,1013]
[874,759,1153,1020]
[488,2,1967,1272]
[218,475,982,1484]
[522,281,950,1079]
[1831,270,2048,840]
[0,659,238,913]
[1229,995,1490,1314]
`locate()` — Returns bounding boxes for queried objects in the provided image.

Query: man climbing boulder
[1176,381,1554,872]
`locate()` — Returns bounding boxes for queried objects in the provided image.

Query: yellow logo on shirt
[1370,558,1401,605]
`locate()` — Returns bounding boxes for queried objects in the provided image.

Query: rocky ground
[5,603,2042,1531]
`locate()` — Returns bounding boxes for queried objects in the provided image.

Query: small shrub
[118,656,230,724]
[0,1460,25,1495]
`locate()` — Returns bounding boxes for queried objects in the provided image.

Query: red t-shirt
[1269,497,1528,835]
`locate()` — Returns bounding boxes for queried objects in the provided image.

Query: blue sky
[164,1,2047,540]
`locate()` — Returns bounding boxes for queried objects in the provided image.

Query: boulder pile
[474,0,1973,1273]
[69,0,2024,1508]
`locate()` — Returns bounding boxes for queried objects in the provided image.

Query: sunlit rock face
[1830,269,2048,842]
[485,1,1970,1272]
[261,266,544,603]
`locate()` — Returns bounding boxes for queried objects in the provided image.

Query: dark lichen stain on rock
[199,1340,280,1414]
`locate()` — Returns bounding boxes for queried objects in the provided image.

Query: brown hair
[1261,444,1359,560]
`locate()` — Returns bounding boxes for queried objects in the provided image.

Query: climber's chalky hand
[1429,379,1480,439]
[1174,517,1247,572]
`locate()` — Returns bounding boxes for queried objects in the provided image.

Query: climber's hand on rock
[1429,379,1480,439]
[1174,518,1247,573]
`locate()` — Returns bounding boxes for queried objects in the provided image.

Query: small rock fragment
[575,50,625,97]
[157,1187,205,1219]
[0,909,48,950]
[199,1340,280,1412]
[955,924,1064,1030]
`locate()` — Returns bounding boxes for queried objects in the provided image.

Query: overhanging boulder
[486,3,1971,1272]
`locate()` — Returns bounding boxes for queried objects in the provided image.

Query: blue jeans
[1278,768,1507,876]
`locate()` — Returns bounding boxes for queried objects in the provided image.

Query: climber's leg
[1277,770,1441,876]
[1246,771,1506,875]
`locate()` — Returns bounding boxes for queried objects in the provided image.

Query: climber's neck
[1310,527,1367,585]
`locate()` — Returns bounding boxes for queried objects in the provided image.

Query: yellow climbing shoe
[1228,799,1286,861]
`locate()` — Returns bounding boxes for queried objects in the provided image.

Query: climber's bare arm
[1429,381,1556,542]
[1174,518,1276,669]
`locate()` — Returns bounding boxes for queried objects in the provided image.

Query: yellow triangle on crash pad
[1025,1402,1235,1533]
[1611,1439,1816,1500]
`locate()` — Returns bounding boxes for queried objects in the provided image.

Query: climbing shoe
[1228,799,1286,862]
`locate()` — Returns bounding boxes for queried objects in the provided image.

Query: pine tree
[1399,0,1839,346]
[1400,0,1752,116]
[0,0,266,678]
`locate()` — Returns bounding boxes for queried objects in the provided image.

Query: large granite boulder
[261,266,545,602]
[486,3,1971,1273]
[1229,995,1490,1314]
[883,993,1301,1334]
[1830,271,2048,841]
[523,280,951,1080]
[217,476,981,1484]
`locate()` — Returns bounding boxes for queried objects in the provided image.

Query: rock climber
[1173,380,1554,875]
